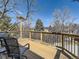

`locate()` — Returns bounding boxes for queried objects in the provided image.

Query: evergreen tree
[35,19,44,31]
[48,25,52,32]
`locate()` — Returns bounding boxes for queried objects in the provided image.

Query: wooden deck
[18,38,57,59]
[0,38,74,59]
[18,38,72,59]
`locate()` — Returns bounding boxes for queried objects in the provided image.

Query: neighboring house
[44,27,49,32]
[44,29,48,32]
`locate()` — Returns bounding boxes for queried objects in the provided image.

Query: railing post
[74,38,79,57]
[78,42,79,57]
[62,34,64,52]
[20,21,23,38]
[41,32,43,42]
[29,31,31,40]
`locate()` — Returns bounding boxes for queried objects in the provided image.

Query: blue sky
[10,0,79,27]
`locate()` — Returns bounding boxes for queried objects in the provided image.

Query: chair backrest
[0,32,10,47]
[0,37,6,47]
[4,37,20,56]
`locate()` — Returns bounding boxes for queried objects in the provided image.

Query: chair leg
[22,55,27,59]
[5,54,8,59]
[0,54,2,59]
[25,56,27,59]
[15,57,20,59]
[12,56,14,59]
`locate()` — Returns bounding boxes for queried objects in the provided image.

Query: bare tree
[0,0,13,19]
[25,0,35,29]
[13,0,36,38]
[52,8,75,33]
[15,0,35,30]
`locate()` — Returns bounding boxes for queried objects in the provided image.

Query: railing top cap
[28,31,79,37]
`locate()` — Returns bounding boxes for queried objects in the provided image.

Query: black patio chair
[3,37,30,59]
[0,37,7,59]
[0,32,9,47]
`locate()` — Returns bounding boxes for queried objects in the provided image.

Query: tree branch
[0,0,10,19]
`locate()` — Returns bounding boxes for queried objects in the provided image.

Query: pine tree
[48,25,52,32]
[35,19,44,31]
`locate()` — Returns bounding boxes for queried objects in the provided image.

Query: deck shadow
[54,49,61,59]
[26,50,44,59]
[62,50,73,59]
[19,44,44,59]
[54,46,73,59]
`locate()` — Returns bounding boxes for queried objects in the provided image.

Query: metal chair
[0,37,6,59]
[3,37,30,59]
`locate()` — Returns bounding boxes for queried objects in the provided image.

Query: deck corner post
[62,34,64,52]
[29,31,31,40]
[41,32,43,42]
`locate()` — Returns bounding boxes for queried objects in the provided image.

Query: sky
[9,0,79,27]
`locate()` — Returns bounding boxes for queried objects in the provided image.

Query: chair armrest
[0,47,6,53]
[19,43,30,54]
[21,43,30,49]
